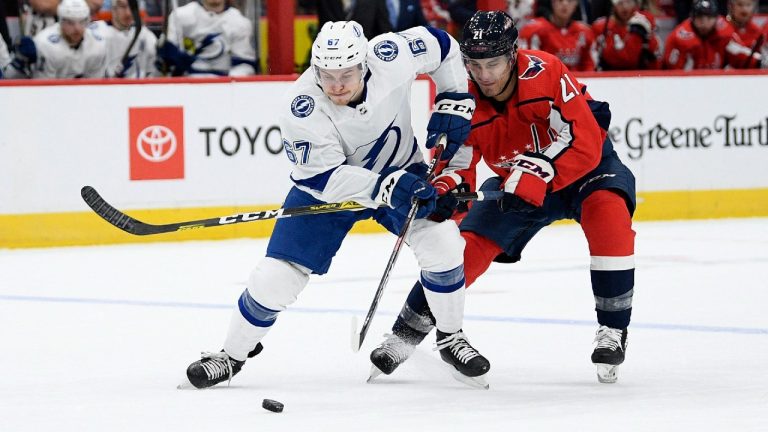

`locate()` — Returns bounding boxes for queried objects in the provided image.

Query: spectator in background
[726,0,763,64]
[318,0,348,29]
[4,0,107,79]
[349,0,393,38]
[102,0,157,77]
[663,0,761,68]
[674,0,728,23]
[157,0,257,76]
[22,0,59,36]
[443,0,476,30]
[387,0,428,31]
[421,0,452,29]
[18,0,103,36]
[593,0,661,69]
[519,0,597,71]
[508,0,535,25]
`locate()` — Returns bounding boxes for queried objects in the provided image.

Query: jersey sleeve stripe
[424,26,450,62]
[290,166,340,192]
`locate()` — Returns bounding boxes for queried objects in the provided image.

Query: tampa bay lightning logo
[196,33,226,60]
[374,40,399,62]
[291,95,315,118]
[519,54,546,80]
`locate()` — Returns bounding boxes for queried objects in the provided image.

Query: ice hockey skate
[368,333,419,382]
[181,343,263,389]
[591,326,628,383]
[434,330,490,389]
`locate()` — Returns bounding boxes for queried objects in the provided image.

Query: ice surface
[1,218,766,431]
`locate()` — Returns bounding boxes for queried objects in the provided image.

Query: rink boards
[1,71,767,248]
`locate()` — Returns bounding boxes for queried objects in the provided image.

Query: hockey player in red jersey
[592,0,661,70]
[370,10,637,384]
[663,0,761,69]
[725,0,764,67]
[519,0,596,71]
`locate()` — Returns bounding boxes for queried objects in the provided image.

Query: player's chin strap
[493,53,518,97]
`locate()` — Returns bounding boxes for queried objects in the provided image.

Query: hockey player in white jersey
[103,0,157,78]
[4,0,107,79]
[157,0,256,77]
[184,20,491,389]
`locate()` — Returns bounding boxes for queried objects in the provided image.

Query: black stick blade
[81,186,144,235]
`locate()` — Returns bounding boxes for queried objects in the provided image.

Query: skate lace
[378,333,413,363]
[200,351,234,385]
[593,326,624,351]
[433,331,479,364]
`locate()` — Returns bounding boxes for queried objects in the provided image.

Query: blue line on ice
[1,293,766,335]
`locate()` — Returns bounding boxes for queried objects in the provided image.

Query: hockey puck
[262,399,284,413]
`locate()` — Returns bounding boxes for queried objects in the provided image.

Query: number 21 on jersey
[560,73,579,103]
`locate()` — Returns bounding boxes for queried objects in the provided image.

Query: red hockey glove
[429,172,464,222]
[499,153,555,213]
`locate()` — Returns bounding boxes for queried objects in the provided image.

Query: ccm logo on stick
[220,209,285,224]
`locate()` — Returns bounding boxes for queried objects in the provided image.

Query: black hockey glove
[425,92,475,161]
[373,167,437,218]
[156,36,196,77]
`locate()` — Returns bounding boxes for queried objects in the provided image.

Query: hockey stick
[81,185,502,236]
[351,138,447,352]
[117,0,142,77]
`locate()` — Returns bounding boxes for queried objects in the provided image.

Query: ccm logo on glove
[434,101,474,119]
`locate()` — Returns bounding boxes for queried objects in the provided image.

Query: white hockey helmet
[57,0,91,21]
[311,21,368,81]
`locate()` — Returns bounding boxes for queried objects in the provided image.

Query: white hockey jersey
[100,22,158,78]
[278,26,470,208]
[9,22,109,79]
[167,2,256,77]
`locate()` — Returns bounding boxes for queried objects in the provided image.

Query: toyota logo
[136,125,177,162]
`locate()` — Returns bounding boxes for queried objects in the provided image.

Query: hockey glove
[628,12,652,42]
[499,152,555,213]
[428,172,463,222]
[156,37,196,77]
[114,54,136,78]
[10,36,37,72]
[425,92,475,161]
[372,167,437,219]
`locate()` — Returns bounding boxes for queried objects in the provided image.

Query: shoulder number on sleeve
[283,139,312,165]
[560,73,579,103]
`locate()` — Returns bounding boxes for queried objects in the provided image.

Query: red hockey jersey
[592,12,661,70]
[728,18,763,47]
[519,17,596,72]
[446,50,604,194]
[663,17,759,69]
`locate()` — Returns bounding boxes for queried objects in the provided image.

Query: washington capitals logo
[519,55,546,80]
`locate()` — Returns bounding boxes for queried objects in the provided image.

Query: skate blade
[367,365,384,383]
[595,363,619,384]
[350,316,361,353]
[451,370,490,390]
[176,380,197,390]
